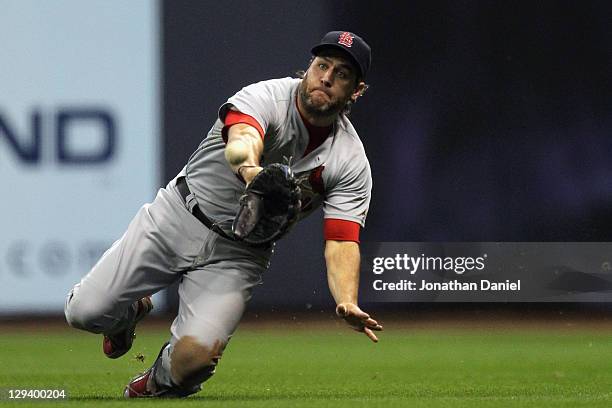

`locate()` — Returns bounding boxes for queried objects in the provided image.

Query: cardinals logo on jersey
[295,165,325,217]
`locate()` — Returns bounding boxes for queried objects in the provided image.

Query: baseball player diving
[64,31,382,398]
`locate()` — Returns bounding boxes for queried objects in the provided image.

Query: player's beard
[298,76,349,119]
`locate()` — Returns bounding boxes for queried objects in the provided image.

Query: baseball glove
[232,163,301,245]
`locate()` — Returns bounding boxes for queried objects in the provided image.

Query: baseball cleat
[124,342,169,398]
[124,367,157,398]
[103,296,153,359]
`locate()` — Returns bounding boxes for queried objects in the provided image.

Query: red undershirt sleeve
[324,218,361,243]
[221,110,265,143]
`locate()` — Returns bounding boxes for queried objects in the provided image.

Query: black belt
[176,177,234,241]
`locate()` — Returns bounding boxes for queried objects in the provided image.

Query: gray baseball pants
[64,176,272,394]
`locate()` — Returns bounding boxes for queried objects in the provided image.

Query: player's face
[299,54,363,118]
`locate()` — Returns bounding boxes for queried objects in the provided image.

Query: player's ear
[351,81,367,102]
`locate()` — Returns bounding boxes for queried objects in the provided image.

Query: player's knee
[64,288,107,333]
[170,336,226,389]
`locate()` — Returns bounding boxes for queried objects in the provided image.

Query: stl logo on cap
[337,32,354,48]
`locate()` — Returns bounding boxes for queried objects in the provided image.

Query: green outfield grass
[1,321,611,407]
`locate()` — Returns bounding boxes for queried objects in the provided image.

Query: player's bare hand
[336,302,383,342]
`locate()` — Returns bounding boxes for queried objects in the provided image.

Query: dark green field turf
[1,321,611,407]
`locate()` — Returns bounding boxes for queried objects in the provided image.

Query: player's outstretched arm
[224,123,263,184]
[325,240,383,342]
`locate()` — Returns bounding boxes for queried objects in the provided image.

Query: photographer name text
[372,279,521,292]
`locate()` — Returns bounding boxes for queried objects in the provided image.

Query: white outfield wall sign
[0,0,159,312]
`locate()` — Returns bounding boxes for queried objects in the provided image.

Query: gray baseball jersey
[183,77,372,231]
